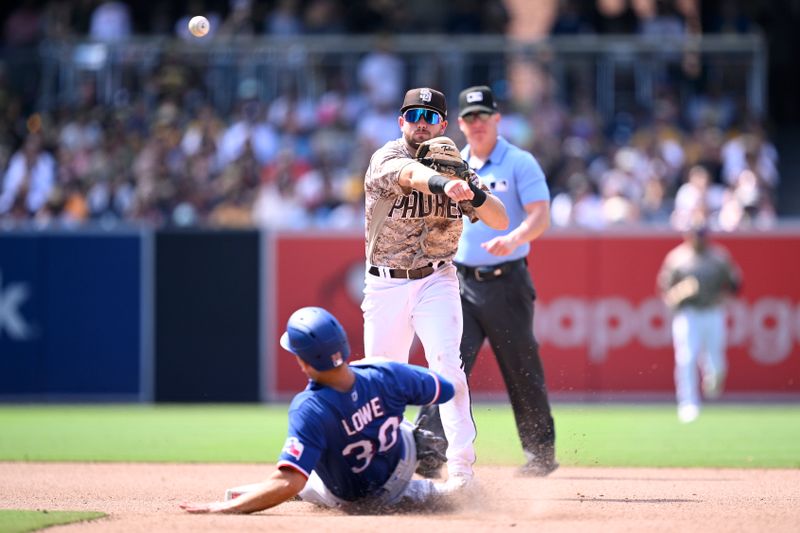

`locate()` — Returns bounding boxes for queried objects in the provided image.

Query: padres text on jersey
[365,139,481,270]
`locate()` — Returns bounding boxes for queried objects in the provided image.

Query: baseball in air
[188,16,210,37]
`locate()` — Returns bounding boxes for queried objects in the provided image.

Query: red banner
[270,231,800,399]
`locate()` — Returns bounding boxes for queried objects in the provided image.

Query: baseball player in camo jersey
[362,87,508,493]
[180,307,454,514]
[657,220,742,423]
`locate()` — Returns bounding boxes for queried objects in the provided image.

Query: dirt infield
[1,463,798,532]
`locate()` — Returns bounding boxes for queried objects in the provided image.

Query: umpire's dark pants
[417,257,556,463]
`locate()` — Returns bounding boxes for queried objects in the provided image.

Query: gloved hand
[415,137,472,180]
[413,414,447,470]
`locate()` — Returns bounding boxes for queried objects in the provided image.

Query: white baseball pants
[671,305,727,410]
[362,263,476,479]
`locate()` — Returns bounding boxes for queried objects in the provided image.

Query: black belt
[368,262,441,280]
[456,258,527,282]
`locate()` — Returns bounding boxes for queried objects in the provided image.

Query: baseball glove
[664,275,700,309]
[413,415,447,476]
[415,137,472,180]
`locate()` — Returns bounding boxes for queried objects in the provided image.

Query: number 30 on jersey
[341,416,401,473]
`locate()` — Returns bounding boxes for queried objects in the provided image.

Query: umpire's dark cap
[458,85,498,117]
[400,88,447,117]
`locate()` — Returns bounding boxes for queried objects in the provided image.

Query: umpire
[417,85,557,477]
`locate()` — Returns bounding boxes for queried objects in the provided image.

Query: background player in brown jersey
[658,219,742,423]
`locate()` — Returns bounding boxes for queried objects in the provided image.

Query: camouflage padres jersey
[365,139,486,270]
[657,244,741,309]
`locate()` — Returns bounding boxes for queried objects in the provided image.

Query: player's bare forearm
[180,468,306,514]
[399,161,443,194]
[474,194,509,230]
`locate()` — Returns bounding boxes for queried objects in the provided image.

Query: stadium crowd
[0,0,781,231]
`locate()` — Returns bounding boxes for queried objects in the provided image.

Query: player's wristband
[427,175,450,194]
[468,181,487,207]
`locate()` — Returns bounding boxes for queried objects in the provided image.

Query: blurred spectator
[639,175,672,223]
[2,0,43,112]
[671,164,725,231]
[181,103,224,160]
[717,168,776,231]
[552,0,595,34]
[593,0,638,33]
[267,81,318,158]
[600,168,641,225]
[0,134,56,217]
[357,34,405,108]
[218,0,256,37]
[682,125,724,182]
[218,81,280,167]
[207,144,259,227]
[42,0,74,40]
[89,0,133,42]
[294,148,352,224]
[150,51,199,105]
[551,172,606,229]
[480,0,511,34]
[264,0,303,36]
[3,0,42,46]
[316,71,367,130]
[720,128,779,190]
[59,109,102,153]
[303,0,346,34]
[260,146,312,188]
[685,80,737,131]
[252,149,310,229]
[355,100,398,153]
[634,0,686,38]
[0,1,787,231]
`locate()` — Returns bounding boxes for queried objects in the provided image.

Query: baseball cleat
[517,458,559,477]
[678,404,700,423]
[702,372,725,400]
[433,472,474,496]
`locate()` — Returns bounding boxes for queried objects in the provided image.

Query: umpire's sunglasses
[461,111,494,124]
[403,108,443,125]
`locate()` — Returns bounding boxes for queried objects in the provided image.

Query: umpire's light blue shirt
[454,136,550,267]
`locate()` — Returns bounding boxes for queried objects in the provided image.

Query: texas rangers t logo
[282,437,304,460]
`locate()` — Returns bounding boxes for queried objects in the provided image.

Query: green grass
[0,404,798,468]
[0,510,105,533]
[473,404,800,468]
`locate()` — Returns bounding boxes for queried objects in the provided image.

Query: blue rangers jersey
[277,361,454,501]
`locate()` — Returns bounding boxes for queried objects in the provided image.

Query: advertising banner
[271,231,800,399]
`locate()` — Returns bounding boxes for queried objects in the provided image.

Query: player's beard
[404,128,434,151]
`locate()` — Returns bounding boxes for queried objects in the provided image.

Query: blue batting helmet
[279,307,350,371]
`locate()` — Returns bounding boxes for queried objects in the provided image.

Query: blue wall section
[0,233,142,398]
[0,236,44,394]
[154,230,260,402]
